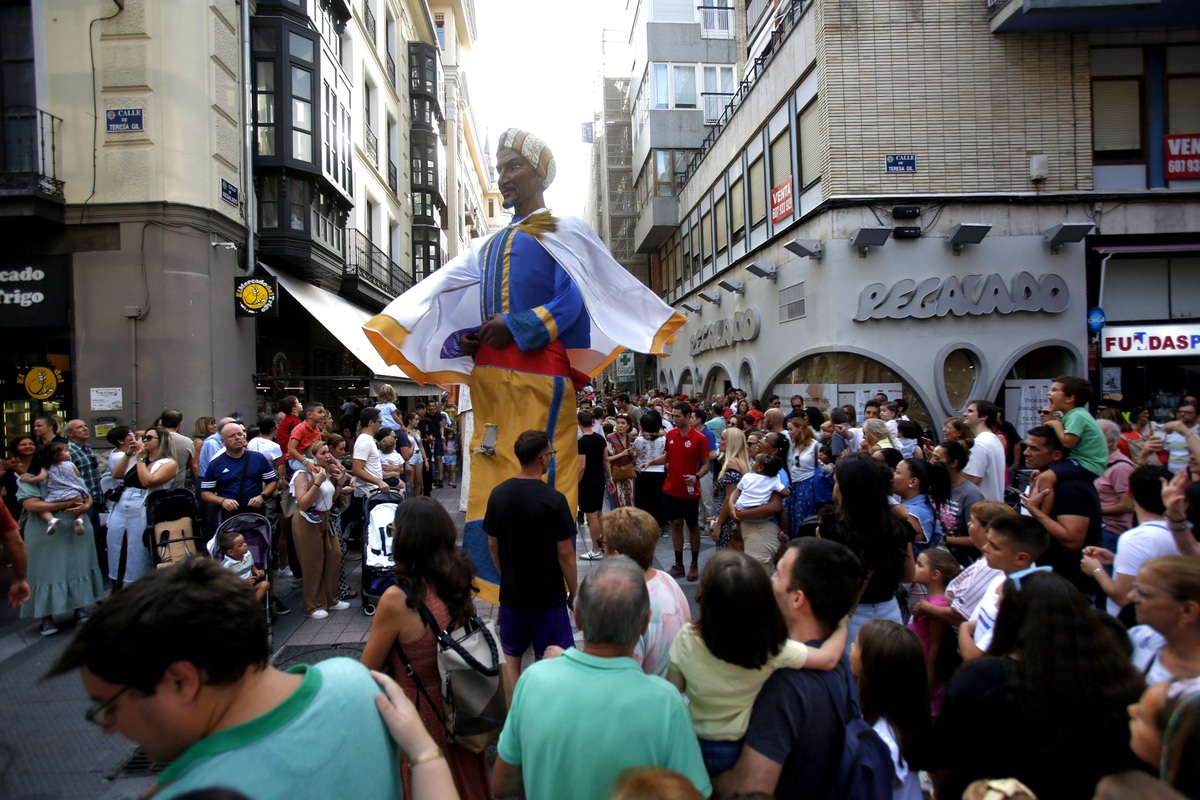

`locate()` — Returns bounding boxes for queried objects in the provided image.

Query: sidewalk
[0,484,710,799]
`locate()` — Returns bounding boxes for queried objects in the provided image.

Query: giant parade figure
[363,128,685,601]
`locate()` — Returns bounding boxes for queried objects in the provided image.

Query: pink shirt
[634,569,692,677]
[1095,451,1135,535]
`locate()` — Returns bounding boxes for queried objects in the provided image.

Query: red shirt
[663,427,709,498]
[277,414,301,450]
[289,420,323,459]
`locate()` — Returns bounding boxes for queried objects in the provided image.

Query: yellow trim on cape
[363,315,470,386]
[474,580,500,606]
[651,312,688,355]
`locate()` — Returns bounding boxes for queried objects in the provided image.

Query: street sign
[106,108,143,133]
[885,154,916,173]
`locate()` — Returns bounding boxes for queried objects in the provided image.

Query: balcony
[0,107,65,225]
[344,228,413,307]
[364,122,378,166]
[363,1,376,43]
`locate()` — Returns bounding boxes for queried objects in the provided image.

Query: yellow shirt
[668,624,809,740]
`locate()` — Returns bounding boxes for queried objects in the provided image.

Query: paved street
[0,486,710,799]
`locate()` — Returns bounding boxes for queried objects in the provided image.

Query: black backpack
[816,663,895,800]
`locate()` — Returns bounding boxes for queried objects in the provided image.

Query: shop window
[942,348,980,411]
[1006,346,1074,381]
[776,352,929,429]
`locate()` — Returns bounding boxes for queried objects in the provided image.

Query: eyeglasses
[141,435,157,442]
[1008,565,1051,591]
[540,450,557,459]
[85,685,132,727]
[791,405,804,409]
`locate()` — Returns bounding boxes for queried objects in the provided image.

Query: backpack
[392,600,507,753]
[816,663,895,800]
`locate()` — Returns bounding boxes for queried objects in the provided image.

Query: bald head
[65,419,90,444]
[575,556,649,648]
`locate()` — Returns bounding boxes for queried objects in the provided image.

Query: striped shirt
[945,558,1004,620]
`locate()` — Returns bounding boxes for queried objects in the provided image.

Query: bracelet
[408,745,443,766]
[1092,567,1103,576]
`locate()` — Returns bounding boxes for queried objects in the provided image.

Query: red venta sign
[1165,134,1200,180]
[770,178,793,224]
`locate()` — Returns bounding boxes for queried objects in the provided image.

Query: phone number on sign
[1168,158,1200,176]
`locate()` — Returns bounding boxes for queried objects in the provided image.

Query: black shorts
[579,481,605,514]
[661,494,700,528]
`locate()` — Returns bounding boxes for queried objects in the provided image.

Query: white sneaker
[74,518,86,535]
[330,600,351,611]
[306,609,329,620]
[580,550,603,561]
[276,566,294,579]
[46,518,59,536]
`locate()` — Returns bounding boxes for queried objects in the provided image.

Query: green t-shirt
[155,658,401,800]
[498,648,711,800]
[1062,407,1108,477]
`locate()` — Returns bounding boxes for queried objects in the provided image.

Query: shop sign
[19,365,63,400]
[0,256,69,328]
[234,276,278,317]
[855,271,1069,322]
[1100,324,1200,359]
[690,308,761,356]
[770,178,793,224]
[615,349,635,382]
[1165,134,1200,180]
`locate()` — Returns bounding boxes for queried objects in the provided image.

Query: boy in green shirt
[1043,375,1108,481]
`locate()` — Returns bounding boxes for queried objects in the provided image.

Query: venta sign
[0,257,69,328]
[1100,324,1200,359]
[855,271,1069,321]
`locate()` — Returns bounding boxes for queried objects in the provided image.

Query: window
[748,156,766,227]
[260,175,280,228]
[700,2,733,38]
[291,65,313,162]
[1092,80,1142,158]
[409,41,440,101]
[714,196,727,253]
[435,13,445,49]
[690,220,701,274]
[411,131,438,193]
[289,31,314,63]
[770,132,791,188]
[673,66,697,109]
[681,228,691,283]
[413,227,441,281]
[323,81,334,175]
[365,199,375,242]
[701,213,712,265]
[654,64,669,109]
[779,281,805,322]
[311,187,342,252]
[798,99,822,187]
[729,177,744,243]
[1167,77,1200,133]
[702,66,734,124]
[412,191,436,221]
[290,177,308,230]
[254,60,276,156]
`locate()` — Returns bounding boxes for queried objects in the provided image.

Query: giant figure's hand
[478,314,514,348]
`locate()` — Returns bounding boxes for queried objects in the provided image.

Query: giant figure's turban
[497,128,556,189]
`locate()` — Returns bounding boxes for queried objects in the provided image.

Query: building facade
[642,0,1200,434]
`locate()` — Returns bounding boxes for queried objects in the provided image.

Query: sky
[465,0,611,218]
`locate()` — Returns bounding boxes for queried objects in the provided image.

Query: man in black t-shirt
[724,538,863,800]
[485,430,578,690]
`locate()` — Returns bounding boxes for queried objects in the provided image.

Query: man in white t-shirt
[962,399,1007,502]
[351,408,391,498]
[1081,464,1180,618]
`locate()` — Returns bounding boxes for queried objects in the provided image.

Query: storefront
[658,215,1089,437]
[1093,241,1200,421]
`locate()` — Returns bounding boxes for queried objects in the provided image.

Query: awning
[265,267,426,396]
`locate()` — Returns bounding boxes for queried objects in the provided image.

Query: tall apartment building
[0,0,495,441]
[641,0,1200,431]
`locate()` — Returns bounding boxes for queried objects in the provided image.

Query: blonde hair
[970,499,1016,528]
[603,508,658,570]
[1142,556,1200,604]
[719,427,750,480]
[863,418,898,450]
[377,384,397,403]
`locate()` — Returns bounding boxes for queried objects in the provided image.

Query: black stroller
[143,489,205,570]
[362,490,404,615]
[208,512,275,646]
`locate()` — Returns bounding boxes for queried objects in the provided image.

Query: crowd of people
[3,378,1200,799]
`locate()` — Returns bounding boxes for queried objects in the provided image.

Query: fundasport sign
[1100,324,1200,359]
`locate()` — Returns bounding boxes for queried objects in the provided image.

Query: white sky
[466,1,609,218]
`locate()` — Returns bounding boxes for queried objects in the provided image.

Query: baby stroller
[208,512,275,647]
[362,489,404,616]
[143,489,204,570]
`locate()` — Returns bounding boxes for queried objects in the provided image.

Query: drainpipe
[241,0,255,270]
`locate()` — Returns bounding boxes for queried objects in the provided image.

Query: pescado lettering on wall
[855,271,1069,322]
[690,308,761,357]
[0,266,48,307]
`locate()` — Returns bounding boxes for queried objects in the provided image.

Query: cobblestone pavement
[0,484,710,799]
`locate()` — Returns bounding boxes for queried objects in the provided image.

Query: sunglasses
[141,435,157,442]
[1008,565,1052,591]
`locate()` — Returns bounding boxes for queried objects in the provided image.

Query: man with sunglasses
[47,558,403,798]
